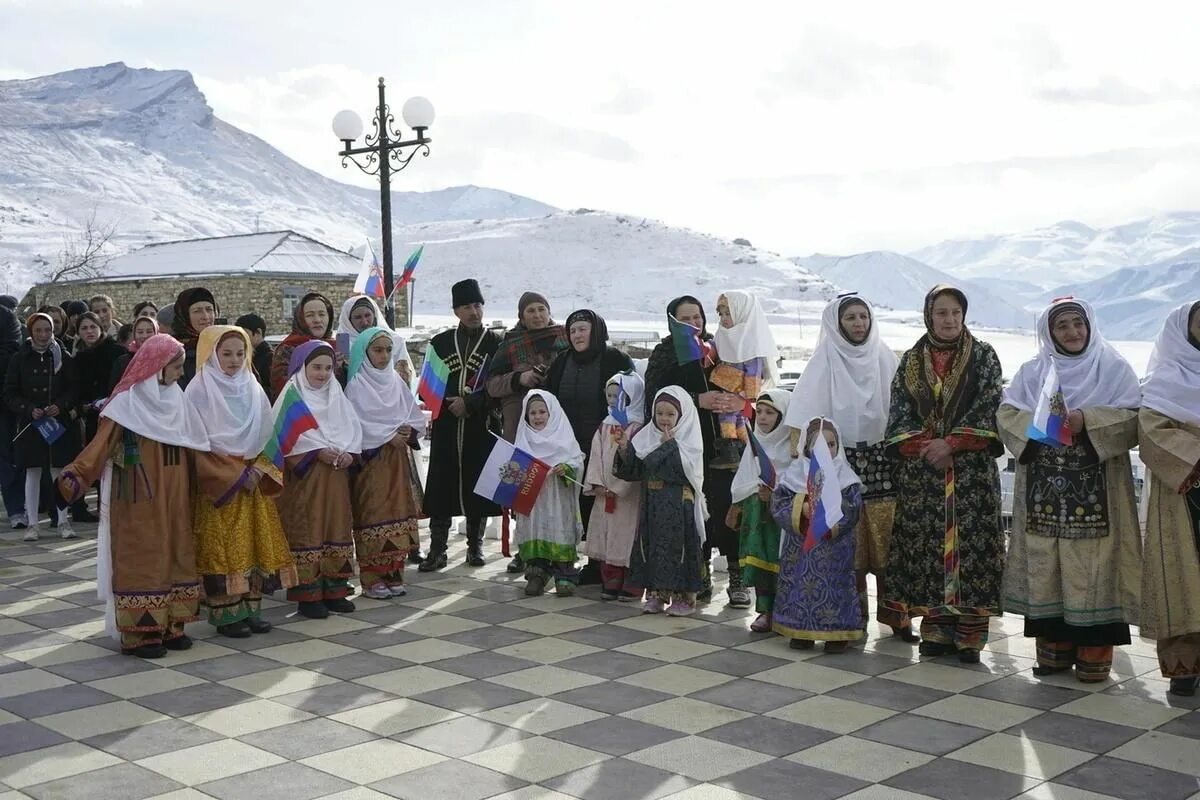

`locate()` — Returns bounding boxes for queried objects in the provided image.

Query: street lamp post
[332,79,435,327]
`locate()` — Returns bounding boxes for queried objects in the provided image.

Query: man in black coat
[420,279,501,571]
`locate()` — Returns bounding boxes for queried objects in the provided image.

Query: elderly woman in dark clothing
[172,288,218,389]
[644,295,749,607]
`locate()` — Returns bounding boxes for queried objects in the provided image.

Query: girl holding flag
[582,371,646,601]
[728,389,793,633]
[513,390,586,596]
[273,340,363,620]
[771,417,863,651]
[344,327,426,600]
[185,326,296,638]
[1000,297,1141,683]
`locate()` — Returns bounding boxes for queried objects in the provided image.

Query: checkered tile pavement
[2,524,1200,800]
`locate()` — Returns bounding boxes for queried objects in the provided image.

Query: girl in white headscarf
[513,390,586,597]
[186,326,297,638]
[344,327,426,600]
[999,297,1141,684]
[1138,301,1200,697]
[786,294,910,641]
[582,371,646,601]
[728,389,793,632]
[614,386,707,616]
[710,290,779,469]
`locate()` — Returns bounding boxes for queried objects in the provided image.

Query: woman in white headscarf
[273,340,363,621]
[728,389,793,632]
[614,386,707,616]
[336,295,385,350]
[710,290,779,470]
[57,334,210,658]
[513,389,586,597]
[1139,301,1200,697]
[186,325,297,639]
[1000,297,1141,684]
[786,294,911,641]
[582,371,646,601]
[344,327,426,599]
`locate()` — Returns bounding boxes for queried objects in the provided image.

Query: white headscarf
[274,348,363,456]
[345,329,425,450]
[102,342,210,452]
[337,295,384,349]
[786,294,898,446]
[779,417,862,494]
[1004,297,1140,413]
[731,389,794,503]
[393,332,416,389]
[515,390,584,466]
[603,371,646,427]
[631,386,708,536]
[714,290,779,385]
[184,327,272,458]
[1141,301,1200,426]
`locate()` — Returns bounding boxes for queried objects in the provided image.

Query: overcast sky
[3,1,1199,256]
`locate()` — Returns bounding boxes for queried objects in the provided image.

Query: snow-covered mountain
[794,251,1032,330]
[910,213,1200,292]
[0,62,554,292]
[397,210,839,320]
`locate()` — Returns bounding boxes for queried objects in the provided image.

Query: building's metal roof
[92,230,359,282]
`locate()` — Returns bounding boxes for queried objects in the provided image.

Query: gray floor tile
[394,714,533,757]
[273,681,397,715]
[198,761,354,800]
[238,716,378,759]
[448,602,542,625]
[23,762,181,800]
[1157,710,1200,740]
[808,650,916,676]
[853,713,991,756]
[965,674,1088,710]
[0,720,70,757]
[43,655,161,682]
[323,625,423,651]
[701,715,836,757]
[553,681,675,714]
[682,649,792,678]
[560,601,647,622]
[555,651,663,680]
[172,652,281,681]
[463,583,529,602]
[304,650,412,680]
[886,757,1036,800]
[414,680,539,713]
[1056,755,1199,800]
[546,715,686,756]
[717,757,869,800]
[21,606,103,630]
[543,757,695,800]
[83,718,224,760]
[427,651,540,679]
[0,629,76,651]
[133,681,256,716]
[673,624,759,648]
[0,657,28,675]
[687,678,812,714]
[1006,710,1143,753]
[0,683,117,718]
[372,758,527,800]
[559,624,658,650]
[212,627,310,651]
[829,677,953,711]
[349,605,429,626]
[443,625,541,651]
[0,587,35,604]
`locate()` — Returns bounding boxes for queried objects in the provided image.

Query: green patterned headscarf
[347,325,393,383]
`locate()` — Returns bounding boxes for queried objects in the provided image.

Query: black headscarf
[0,305,21,346]
[667,295,709,337]
[172,287,218,344]
[836,294,871,344]
[565,309,609,364]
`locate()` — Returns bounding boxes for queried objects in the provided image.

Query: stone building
[20,230,409,331]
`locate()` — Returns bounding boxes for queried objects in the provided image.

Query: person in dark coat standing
[236,313,275,402]
[61,299,88,354]
[172,287,218,389]
[4,313,80,540]
[73,312,126,442]
[420,279,502,572]
[0,306,27,528]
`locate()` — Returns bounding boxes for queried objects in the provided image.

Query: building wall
[22,275,410,333]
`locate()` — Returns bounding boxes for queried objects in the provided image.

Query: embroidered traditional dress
[1000,299,1141,682]
[582,373,646,598]
[881,286,1005,653]
[344,327,426,592]
[186,326,296,629]
[57,335,210,654]
[711,290,778,459]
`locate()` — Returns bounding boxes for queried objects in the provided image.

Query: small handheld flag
[1027,362,1073,448]
[668,315,704,365]
[35,416,66,445]
[746,428,777,491]
[418,346,450,419]
[263,385,319,469]
[396,245,423,290]
[802,429,845,553]
[609,376,629,426]
[474,436,551,515]
[354,243,386,299]
[469,354,490,395]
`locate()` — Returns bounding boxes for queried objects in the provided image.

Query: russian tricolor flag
[354,243,386,299]
[474,436,551,515]
[802,430,846,553]
[1027,361,1073,448]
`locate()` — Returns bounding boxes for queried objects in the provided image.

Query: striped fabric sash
[943,465,960,606]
